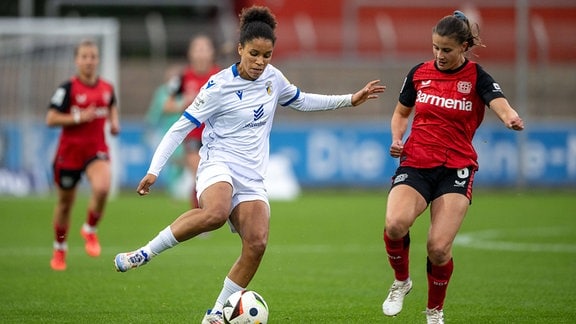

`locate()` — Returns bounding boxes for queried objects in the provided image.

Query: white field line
[455,227,576,253]
[0,244,385,257]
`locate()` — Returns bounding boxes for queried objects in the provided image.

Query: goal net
[0,18,119,196]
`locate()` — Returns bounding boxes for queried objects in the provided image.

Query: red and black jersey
[167,65,220,140]
[49,76,116,147]
[397,59,505,170]
[168,66,220,98]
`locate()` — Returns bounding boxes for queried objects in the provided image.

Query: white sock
[82,223,97,233]
[212,277,244,313]
[145,226,179,256]
[53,241,68,251]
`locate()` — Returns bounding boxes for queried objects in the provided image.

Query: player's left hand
[508,116,524,131]
[110,122,121,136]
[137,173,157,196]
[351,80,386,106]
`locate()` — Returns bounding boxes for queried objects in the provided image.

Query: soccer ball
[223,290,269,324]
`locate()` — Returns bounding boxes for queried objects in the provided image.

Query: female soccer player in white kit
[114,5,385,324]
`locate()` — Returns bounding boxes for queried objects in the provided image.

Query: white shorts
[196,161,270,214]
[196,162,269,233]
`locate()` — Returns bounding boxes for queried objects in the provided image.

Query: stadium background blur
[0,0,575,196]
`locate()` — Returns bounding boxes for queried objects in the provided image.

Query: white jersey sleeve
[146,63,355,182]
[284,92,353,111]
[146,116,196,176]
[146,76,221,176]
[273,68,353,111]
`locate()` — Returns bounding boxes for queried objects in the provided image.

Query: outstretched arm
[288,80,386,112]
[351,80,386,106]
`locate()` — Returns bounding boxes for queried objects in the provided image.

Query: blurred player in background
[46,39,120,271]
[114,5,385,324]
[145,65,184,197]
[163,34,220,208]
[381,10,524,324]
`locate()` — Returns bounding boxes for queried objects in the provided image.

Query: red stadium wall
[237,0,576,63]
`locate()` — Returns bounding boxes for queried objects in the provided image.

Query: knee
[58,201,74,215]
[384,218,409,239]
[201,209,229,229]
[243,232,268,259]
[57,196,74,213]
[427,240,452,265]
[91,185,110,201]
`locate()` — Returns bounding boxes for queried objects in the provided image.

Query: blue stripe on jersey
[231,63,239,77]
[183,111,202,127]
[281,88,301,106]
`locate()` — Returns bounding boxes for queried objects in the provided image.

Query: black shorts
[390,166,475,204]
[52,153,109,190]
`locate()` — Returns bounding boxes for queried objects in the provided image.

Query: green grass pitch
[0,189,575,323]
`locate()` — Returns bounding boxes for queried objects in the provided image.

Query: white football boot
[425,307,444,324]
[382,279,413,316]
[114,249,151,272]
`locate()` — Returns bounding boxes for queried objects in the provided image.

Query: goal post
[0,18,120,196]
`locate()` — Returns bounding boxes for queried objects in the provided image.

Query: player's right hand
[82,106,98,123]
[137,174,157,196]
[390,140,404,158]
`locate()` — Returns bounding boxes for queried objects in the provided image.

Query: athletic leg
[426,193,469,311]
[114,181,233,272]
[209,200,270,314]
[382,184,428,316]
[51,186,76,270]
[81,159,112,257]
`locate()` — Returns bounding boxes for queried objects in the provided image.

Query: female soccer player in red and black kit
[46,39,120,271]
[381,11,524,324]
[164,34,220,209]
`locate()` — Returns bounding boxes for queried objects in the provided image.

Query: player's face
[237,38,273,81]
[75,45,99,79]
[188,36,215,68]
[432,33,466,71]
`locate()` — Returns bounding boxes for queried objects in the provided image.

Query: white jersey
[147,63,353,181]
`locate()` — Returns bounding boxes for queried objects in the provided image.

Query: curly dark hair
[238,5,277,46]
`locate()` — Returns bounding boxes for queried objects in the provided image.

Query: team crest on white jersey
[457,81,472,94]
[266,81,273,95]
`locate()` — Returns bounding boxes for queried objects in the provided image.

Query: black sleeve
[398,63,424,108]
[48,81,72,113]
[476,64,506,106]
[109,89,117,108]
[166,74,184,96]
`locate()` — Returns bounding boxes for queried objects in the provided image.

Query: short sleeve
[49,81,72,112]
[398,64,422,108]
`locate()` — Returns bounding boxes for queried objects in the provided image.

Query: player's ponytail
[433,10,483,52]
